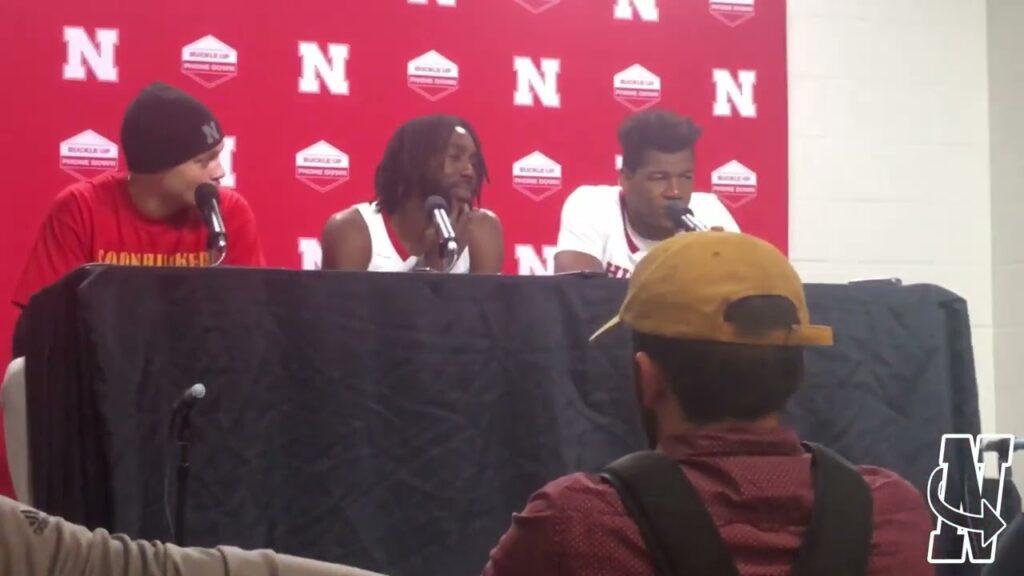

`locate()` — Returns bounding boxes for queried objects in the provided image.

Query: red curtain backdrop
[0,0,785,496]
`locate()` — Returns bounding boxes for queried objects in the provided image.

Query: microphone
[663,199,707,233]
[424,195,459,265]
[171,383,207,413]
[194,183,227,255]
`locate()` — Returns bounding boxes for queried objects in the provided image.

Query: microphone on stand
[167,382,207,546]
[171,383,207,418]
[424,195,459,271]
[664,199,707,233]
[195,183,227,265]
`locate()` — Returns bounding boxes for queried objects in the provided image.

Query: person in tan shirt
[0,495,384,576]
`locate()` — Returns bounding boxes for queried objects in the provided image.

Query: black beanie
[120,82,224,174]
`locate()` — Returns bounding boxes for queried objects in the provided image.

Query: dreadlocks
[374,114,489,215]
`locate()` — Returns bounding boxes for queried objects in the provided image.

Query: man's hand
[452,200,472,243]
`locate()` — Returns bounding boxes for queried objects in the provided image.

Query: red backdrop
[0,0,786,495]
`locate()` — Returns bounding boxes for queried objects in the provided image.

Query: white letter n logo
[298,42,351,95]
[712,69,756,118]
[614,0,659,21]
[513,57,561,108]
[927,434,1013,565]
[63,26,119,83]
[202,122,221,145]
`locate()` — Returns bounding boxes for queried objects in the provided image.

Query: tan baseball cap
[590,230,833,346]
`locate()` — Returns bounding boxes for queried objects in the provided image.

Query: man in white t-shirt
[554,109,739,278]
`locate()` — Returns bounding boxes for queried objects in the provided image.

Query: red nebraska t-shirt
[12,172,266,307]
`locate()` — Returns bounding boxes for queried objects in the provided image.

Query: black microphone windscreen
[663,199,691,223]
[424,195,449,213]
[194,183,220,208]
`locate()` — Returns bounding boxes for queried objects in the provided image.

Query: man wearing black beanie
[12,82,265,308]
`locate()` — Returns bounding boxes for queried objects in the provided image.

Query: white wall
[787,1,997,431]
[989,0,1024,443]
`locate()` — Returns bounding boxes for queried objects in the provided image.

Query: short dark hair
[632,296,805,425]
[374,114,489,215]
[618,109,702,173]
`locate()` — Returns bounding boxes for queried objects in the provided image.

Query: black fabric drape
[788,282,984,576]
[23,266,110,530]
[21,267,983,576]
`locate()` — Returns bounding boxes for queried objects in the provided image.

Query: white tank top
[354,202,471,273]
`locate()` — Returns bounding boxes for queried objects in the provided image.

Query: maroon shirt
[483,423,934,576]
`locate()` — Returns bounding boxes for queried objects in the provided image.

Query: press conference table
[19,266,982,576]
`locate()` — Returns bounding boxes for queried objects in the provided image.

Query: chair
[984,512,1024,575]
[1,357,31,504]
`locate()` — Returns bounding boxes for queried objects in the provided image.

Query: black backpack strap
[603,446,875,576]
[792,442,874,576]
[601,451,741,576]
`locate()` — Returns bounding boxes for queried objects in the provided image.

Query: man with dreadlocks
[321,115,504,273]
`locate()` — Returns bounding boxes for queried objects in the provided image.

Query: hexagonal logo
[710,0,755,27]
[614,64,661,111]
[711,159,758,207]
[408,50,459,101]
[513,151,562,201]
[181,35,238,88]
[514,0,560,14]
[296,140,350,193]
[59,129,118,180]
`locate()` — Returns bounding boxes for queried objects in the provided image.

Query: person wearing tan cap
[483,231,934,576]
[0,494,384,576]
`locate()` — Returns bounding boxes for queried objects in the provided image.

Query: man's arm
[12,190,90,308]
[0,495,384,576]
[861,467,936,576]
[691,192,740,232]
[482,486,564,576]
[553,187,605,274]
[321,208,372,271]
[553,251,603,274]
[483,473,647,576]
[221,191,267,266]
[466,209,504,274]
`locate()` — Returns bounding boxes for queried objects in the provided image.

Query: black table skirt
[19,266,982,576]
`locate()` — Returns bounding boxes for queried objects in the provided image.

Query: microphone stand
[174,409,194,546]
[167,384,205,546]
